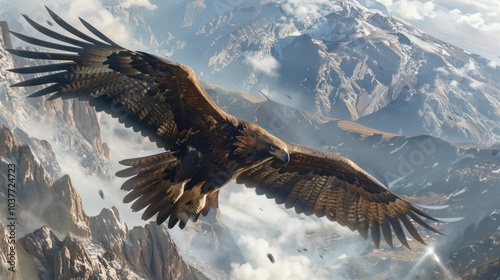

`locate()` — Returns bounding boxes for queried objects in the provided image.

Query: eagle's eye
[269,144,277,150]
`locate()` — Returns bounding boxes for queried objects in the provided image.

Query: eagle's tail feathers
[119,152,196,223]
[117,153,177,178]
[170,207,192,230]
[122,176,174,204]
[155,202,175,225]
[158,187,209,229]
[143,199,173,221]
[130,187,163,212]
[27,84,60,98]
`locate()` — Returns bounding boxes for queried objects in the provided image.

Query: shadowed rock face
[18,222,209,280]
[0,126,90,238]
[460,258,500,280]
[448,232,500,278]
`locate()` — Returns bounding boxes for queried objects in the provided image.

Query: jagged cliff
[0,126,208,280]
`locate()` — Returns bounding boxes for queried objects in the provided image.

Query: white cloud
[121,0,157,11]
[391,0,436,20]
[218,184,360,279]
[367,0,500,63]
[231,263,271,280]
[280,0,340,27]
[230,235,325,280]
[244,52,281,77]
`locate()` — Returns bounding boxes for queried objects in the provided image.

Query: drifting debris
[266,253,275,264]
[98,189,105,200]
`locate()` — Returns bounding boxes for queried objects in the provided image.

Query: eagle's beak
[271,148,290,165]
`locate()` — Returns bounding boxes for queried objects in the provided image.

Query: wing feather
[381,220,394,248]
[370,221,381,248]
[237,143,440,248]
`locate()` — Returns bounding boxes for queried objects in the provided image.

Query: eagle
[7,8,440,249]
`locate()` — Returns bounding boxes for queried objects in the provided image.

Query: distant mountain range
[105,0,500,145]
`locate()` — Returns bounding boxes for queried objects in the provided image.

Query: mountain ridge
[107,0,500,145]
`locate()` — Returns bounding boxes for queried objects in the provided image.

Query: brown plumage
[7,8,440,248]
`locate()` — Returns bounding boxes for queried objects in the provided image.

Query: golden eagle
[7,8,439,249]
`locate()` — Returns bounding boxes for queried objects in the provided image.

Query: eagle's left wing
[7,8,232,150]
[236,143,440,249]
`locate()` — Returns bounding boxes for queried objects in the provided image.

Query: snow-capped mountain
[106,0,500,146]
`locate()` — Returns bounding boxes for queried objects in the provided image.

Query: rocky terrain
[0,126,209,280]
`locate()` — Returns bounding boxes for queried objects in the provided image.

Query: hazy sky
[362,0,500,63]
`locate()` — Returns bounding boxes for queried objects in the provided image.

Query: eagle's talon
[166,182,185,202]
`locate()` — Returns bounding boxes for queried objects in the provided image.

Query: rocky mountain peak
[0,124,19,159]
[89,207,128,247]
[0,126,209,279]
[44,175,91,238]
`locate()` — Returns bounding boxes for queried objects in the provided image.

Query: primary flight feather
[7,8,440,248]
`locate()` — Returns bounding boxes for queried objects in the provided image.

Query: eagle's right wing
[237,143,441,249]
[8,7,232,150]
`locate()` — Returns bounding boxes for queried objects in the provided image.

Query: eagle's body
[7,8,440,249]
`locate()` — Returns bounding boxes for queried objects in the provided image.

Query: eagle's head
[234,122,290,165]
